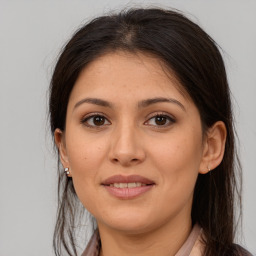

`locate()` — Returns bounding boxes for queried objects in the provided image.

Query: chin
[96,207,164,235]
[107,220,154,235]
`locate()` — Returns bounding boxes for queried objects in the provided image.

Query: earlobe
[54,128,69,168]
[199,121,227,174]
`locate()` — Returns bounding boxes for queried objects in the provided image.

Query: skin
[55,51,226,256]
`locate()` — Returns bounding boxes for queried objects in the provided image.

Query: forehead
[69,51,190,104]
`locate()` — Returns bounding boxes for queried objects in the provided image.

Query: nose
[108,123,146,167]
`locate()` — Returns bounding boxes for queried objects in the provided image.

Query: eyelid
[80,112,111,128]
[144,112,176,127]
[146,111,175,120]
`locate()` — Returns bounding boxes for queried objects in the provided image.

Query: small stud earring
[207,166,211,172]
[64,167,70,175]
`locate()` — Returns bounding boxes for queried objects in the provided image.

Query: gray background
[0,0,255,255]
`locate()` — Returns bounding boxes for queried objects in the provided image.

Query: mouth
[109,182,148,188]
[101,175,155,199]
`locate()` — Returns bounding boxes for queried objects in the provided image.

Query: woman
[49,8,252,256]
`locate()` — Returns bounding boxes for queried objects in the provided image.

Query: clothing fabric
[81,224,252,256]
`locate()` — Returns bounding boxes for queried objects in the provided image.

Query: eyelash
[144,112,176,128]
[80,112,111,129]
[80,112,176,129]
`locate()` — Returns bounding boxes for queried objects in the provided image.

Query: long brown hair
[49,8,242,256]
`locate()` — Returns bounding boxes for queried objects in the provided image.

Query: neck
[98,215,192,256]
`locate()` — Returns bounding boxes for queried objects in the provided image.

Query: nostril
[111,157,140,165]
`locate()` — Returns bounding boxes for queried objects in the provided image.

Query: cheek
[66,131,107,172]
[65,135,107,200]
[150,130,203,195]
[144,136,201,222]
[152,132,202,169]
[67,146,103,213]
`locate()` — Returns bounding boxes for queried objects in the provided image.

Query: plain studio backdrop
[0,0,255,255]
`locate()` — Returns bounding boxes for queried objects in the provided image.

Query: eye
[145,114,175,127]
[81,114,111,128]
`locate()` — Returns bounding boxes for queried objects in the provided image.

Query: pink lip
[101,175,155,185]
[101,175,155,199]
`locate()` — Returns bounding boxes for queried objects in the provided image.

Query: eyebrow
[74,98,113,110]
[73,97,185,111]
[138,97,186,111]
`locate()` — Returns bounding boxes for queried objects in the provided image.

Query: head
[49,8,241,256]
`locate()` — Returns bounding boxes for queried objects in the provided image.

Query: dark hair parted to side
[49,8,243,256]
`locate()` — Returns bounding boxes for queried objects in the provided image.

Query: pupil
[155,116,166,125]
[93,116,105,126]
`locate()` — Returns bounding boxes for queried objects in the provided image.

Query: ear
[199,121,227,174]
[54,128,71,176]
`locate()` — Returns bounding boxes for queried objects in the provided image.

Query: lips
[101,175,155,199]
[102,175,155,186]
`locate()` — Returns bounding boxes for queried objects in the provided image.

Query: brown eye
[155,116,168,125]
[145,114,175,127]
[82,114,111,127]
[93,116,105,126]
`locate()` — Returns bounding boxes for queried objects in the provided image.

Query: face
[57,51,209,235]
